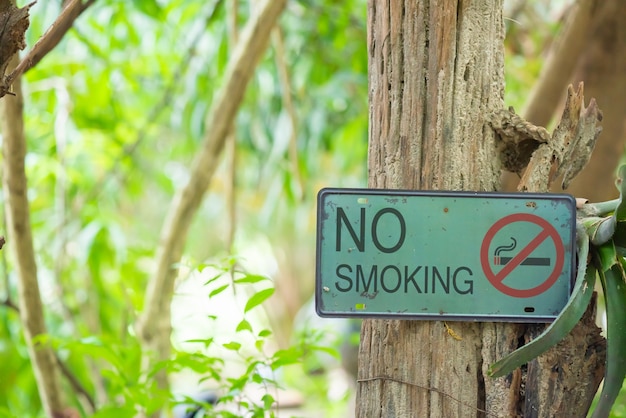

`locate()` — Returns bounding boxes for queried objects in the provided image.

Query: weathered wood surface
[358,1,604,417]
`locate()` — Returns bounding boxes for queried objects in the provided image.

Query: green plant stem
[580,199,620,217]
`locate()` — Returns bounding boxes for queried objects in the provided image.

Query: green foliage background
[0,0,623,416]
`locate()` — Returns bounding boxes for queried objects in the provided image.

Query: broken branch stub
[491,83,602,193]
[560,96,602,189]
[491,106,550,174]
[0,1,34,94]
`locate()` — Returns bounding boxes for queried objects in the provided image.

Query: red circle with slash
[480,213,564,298]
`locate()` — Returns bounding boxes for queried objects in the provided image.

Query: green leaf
[223,341,242,352]
[204,271,225,285]
[244,288,274,313]
[582,216,616,246]
[262,393,275,410]
[131,0,163,19]
[236,319,253,333]
[63,337,125,372]
[227,375,247,392]
[591,256,626,418]
[184,338,214,349]
[596,240,618,272]
[310,345,340,358]
[489,230,595,377]
[270,347,302,370]
[234,274,269,284]
[258,329,272,338]
[209,284,229,298]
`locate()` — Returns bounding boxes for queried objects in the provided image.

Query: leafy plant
[164,262,340,417]
[489,165,626,417]
[24,260,339,417]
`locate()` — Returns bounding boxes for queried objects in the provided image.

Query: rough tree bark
[357,1,604,417]
[135,0,287,395]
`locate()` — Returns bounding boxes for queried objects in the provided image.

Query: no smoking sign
[481,213,565,298]
[316,189,576,322]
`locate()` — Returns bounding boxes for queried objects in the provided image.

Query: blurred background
[0,0,624,416]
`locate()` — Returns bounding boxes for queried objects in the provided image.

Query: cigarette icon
[493,237,550,266]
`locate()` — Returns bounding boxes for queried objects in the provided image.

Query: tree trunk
[357,1,604,417]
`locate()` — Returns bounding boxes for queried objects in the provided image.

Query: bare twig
[0,0,96,98]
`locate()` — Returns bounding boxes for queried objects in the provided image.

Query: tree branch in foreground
[0,53,66,417]
[135,0,288,396]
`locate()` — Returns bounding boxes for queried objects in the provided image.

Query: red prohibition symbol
[480,213,565,298]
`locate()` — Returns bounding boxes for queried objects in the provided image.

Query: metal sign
[315,188,576,322]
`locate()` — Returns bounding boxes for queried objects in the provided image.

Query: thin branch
[0,0,96,97]
[53,352,96,412]
[135,0,288,397]
[2,296,19,311]
[272,26,303,199]
[225,0,239,297]
[225,0,238,256]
